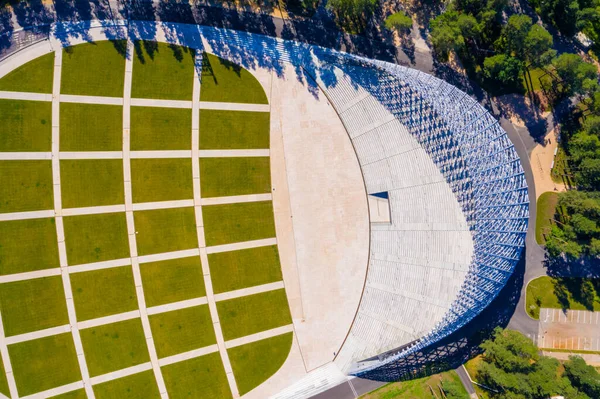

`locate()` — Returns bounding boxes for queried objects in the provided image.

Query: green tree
[430,11,466,62]
[326,0,377,34]
[571,213,598,236]
[580,279,596,308]
[538,0,580,36]
[497,14,532,56]
[385,11,412,33]
[564,356,600,397]
[552,53,598,97]
[524,24,556,67]
[483,54,524,89]
[589,238,600,256]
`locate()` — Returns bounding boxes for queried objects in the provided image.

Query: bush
[385,11,413,33]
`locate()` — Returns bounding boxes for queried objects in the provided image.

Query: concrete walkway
[214,281,284,302]
[0,312,20,398]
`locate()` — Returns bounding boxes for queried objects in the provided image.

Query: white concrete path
[158,344,219,367]
[0,312,20,398]
[67,257,131,273]
[51,48,96,399]
[198,149,269,157]
[137,248,200,264]
[0,149,270,161]
[0,209,54,222]
[214,281,284,302]
[89,362,153,386]
[20,381,85,399]
[62,204,126,216]
[131,98,192,109]
[60,94,123,106]
[206,237,278,254]
[0,152,52,160]
[130,150,191,159]
[199,101,269,113]
[131,199,193,211]
[146,296,208,316]
[77,311,140,330]
[5,324,70,345]
[0,268,61,284]
[122,39,169,399]
[60,151,122,159]
[0,90,51,101]
[225,324,294,349]
[201,193,272,206]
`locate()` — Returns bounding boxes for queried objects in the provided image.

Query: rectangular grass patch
[200,157,271,198]
[0,276,69,336]
[140,256,205,307]
[49,389,88,399]
[61,41,127,97]
[132,41,195,100]
[0,51,54,93]
[217,289,291,341]
[71,265,138,321]
[9,333,81,397]
[60,159,124,208]
[80,318,150,377]
[131,158,193,203]
[199,110,270,149]
[162,352,232,399]
[59,103,123,151]
[200,53,267,104]
[0,160,53,213]
[149,305,215,358]
[134,207,197,256]
[63,212,130,265]
[0,217,59,275]
[0,352,9,398]
[131,106,192,150]
[209,245,282,294]
[93,370,160,399]
[228,332,293,395]
[0,99,52,151]
[202,201,276,246]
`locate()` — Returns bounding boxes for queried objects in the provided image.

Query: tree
[497,14,532,56]
[326,0,377,34]
[580,279,596,308]
[589,238,600,256]
[483,54,524,89]
[571,213,598,237]
[385,11,412,33]
[524,24,556,67]
[430,11,466,62]
[538,0,580,36]
[552,53,598,97]
[564,356,600,397]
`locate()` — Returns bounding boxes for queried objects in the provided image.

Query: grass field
[199,110,270,149]
[80,318,150,377]
[49,389,88,399]
[526,276,600,319]
[200,53,268,104]
[0,217,59,275]
[229,332,292,395]
[217,289,291,341]
[132,41,195,100]
[61,41,126,97]
[0,52,54,93]
[134,207,198,256]
[0,160,54,213]
[203,201,276,246]
[131,107,192,150]
[536,192,559,245]
[149,305,216,358]
[9,333,81,396]
[60,160,125,208]
[59,103,123,151]
[71,266,138,321]
[200,157,271,198]
[0,276,68,337]
[93,370,161,399]
[0,99,52,152]
[63,212,130,265]
[0,353,9,398]
[161,352,232,399]
[140,256,206,307]
[131,158,193,203]
[209,245,282,294]
[360,370,469,399]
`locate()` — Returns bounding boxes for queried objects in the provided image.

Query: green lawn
[49,388,88,399]
[536,191,559,245]
[228,332,292,395]
[161,352,232,399]
[0,51,54,93]
[134,207,198,256]
[149,305,216,358]
[71,266,138,321]
[0,276,69,336]
[199,110,270,149]
[209,245,282,294]
[140,256,205,307]
[63,212,130,265]
[217,289,291,341]
[203,201,276,246]
[130,158,193,203]
[360,370,469,399]
[61,41,126,97]
[522,67,547,94]
[59,103,123,151]
[132,41,195,100]
[93,370,161,399]
[0,99,52,151]
[199,157,271,198]
[131,107,192,150]
[0,217,59,275]
[526,276,600,319]
[0,160,54,213]
[9,333,81,397]
[60,159,124,208]
[80,318,150,377]
[200,53,268,104]
[0,352,9,398]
